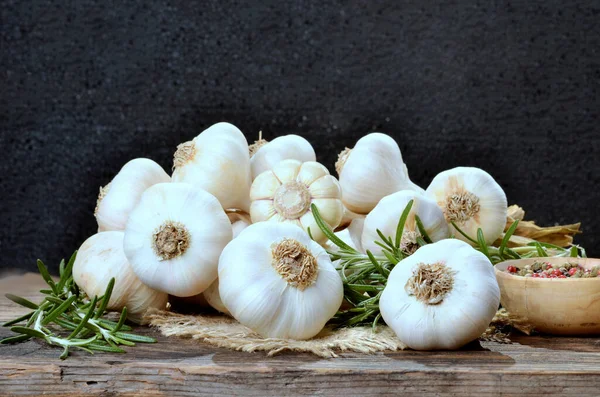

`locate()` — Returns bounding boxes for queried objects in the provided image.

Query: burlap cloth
[144,308,526,358]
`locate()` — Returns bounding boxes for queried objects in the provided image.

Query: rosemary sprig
[1,252,156,359]
[313,202,586,329]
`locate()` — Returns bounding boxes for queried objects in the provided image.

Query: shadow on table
[383,339,517,369]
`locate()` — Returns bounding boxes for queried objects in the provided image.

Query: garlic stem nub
[94,182,111,216]
[173,141,196,170]
[272,238,318,290]
[335,147,351,176]
[273,181,311,219]
[153,221,190,261]
[443,190,481,224]
[404,262,455,305]
[248,131,268,157]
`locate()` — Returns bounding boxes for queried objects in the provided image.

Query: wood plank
[1,273,600,396]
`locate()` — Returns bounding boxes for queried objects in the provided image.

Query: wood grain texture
[1,274,600,396]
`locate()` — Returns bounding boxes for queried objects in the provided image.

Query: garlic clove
[337,133,424,214]
[310,198,344,227]
[73,231,168,324]
[362,190,449,257]
[218,222,343,340]
[379,239,500,350]
[172,122,252,212]
[249,199,277,222]
[308,175,343,199]
[250,160,344,243]
[296,161,329,186]
[271,158,302,183]
[249,171,282,200]
[124,183,233,297]
[95,158,171,232]
[250,134,316,180]
[425,167,508,245]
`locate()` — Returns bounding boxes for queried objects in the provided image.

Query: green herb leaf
[10,326,47,339]
[5,294,39,310]
[414,215,433,244]
[0,334,32,344]
[37,259,58,294]
[94,278,115,319]
[499,220,519,258]
[2,311,34,327]
[394,200,414,249]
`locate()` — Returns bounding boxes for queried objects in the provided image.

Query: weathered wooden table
[1,273,599,396]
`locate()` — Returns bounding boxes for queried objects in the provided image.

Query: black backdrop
[1,1,599,273]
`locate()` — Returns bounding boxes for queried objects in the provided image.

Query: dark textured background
[1,1,599,273]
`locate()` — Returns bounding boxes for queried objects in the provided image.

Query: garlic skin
[73,231,168,324]
[203,213,251,316]
[361,191,449,256]
[250,159,343,243]
[171,122,252,212]
[95,158,171,232]
[336,133,424,214]
[203,280,230,316]
[336,205,366,231]
[425,167,508,245]
[250,134,316,180]
[124,183,233,297]
[218,222,343,340]
[380,239,500,350]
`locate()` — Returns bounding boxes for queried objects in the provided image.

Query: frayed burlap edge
[144,308,406,358]
[145,308,528,357]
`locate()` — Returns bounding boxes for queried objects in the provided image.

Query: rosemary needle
[1,252,156,359]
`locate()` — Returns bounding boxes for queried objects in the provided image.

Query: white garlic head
[171,122,252,212]
[123,183,233,297]
[73,231,168,324]
[425,167,508,245]
[95,158,171,232]
[250,134,316,180]
[361,190,449,257]
[336,133,424,214]
[218,222,343,340]
[250,159,343,243]
[380,239,500,350]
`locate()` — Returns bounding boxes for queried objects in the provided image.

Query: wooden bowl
[494,257,600,335]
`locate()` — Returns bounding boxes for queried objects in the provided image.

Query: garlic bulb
[336,133,424,214]
[73,231,168,324]
[95,158,170,232]
[172,122,251,212]
[250,134,316,180]
[425,167,508,245]
[218,222,343,340]
[250,159,343,243]
[203,212,251,316]
[123,183,233,297]
[361,190,449,256]
[380,239,500,350]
